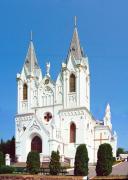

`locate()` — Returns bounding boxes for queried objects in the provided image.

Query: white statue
[46,62,50,77]
[5,154,10,166]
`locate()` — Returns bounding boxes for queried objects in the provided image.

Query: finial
[30,30,33,41]
[106,103,110,112]
[74,16,77,27]
[46,62,50,77]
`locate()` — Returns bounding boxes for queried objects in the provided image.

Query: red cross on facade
[44,112,52,122]
[94,132,109,145]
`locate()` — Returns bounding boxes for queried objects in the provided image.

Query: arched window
[70,74,76,92]
[31,136,42,153]
[70,123,76,143]
[23,84,27,100]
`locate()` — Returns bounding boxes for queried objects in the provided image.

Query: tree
[96,143,113,176]
[49,150,61,175]
[0,151,5,167]
[10,136,15,162]
[116,147,124,157]
[26,151,40,174]
[74,144,89,176]
[0,136,15,162]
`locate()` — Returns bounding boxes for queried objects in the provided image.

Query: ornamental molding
[60,110,85,117]
[29,120,41,131]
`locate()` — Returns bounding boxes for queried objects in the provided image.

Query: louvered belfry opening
[70,74,76,92]
[23,83,28,100]
[70,123,76,143]
[31,136,42,153]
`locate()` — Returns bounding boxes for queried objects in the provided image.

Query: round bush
[0,166,15,174]
[96,143,113,176]
[26,151,40,174]
[74,144,89,176]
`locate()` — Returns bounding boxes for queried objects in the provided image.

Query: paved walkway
[68,161,128,179]
[111,161,128,176]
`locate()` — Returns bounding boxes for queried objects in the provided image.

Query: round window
[44,112,52,122]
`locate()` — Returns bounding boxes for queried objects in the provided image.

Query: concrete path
[68,161,128,179]
[111,161,128,176]
[89,161,128,178]
[67,166,96,178]
[88,166,96,179]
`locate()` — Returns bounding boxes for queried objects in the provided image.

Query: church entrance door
[31,136,42,153]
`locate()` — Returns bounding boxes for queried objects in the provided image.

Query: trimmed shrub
[0,165,15,174]
[74,144,89,176]
[14,167,26,173]
[26,151,40,174]
[96,143,113,176]
[0,151,5,167]
[49,150,61,175]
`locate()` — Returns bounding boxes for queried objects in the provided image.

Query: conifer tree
[96,143,113,176]
[49,150,61,175]
[26,151,40,174]
[74,144,89,176]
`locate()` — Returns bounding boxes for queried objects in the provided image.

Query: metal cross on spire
[74,16,77,27]
[30,30,33,41]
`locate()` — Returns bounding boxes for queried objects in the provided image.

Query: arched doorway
[31,136,42,153]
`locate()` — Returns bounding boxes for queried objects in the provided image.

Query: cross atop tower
[30,30,33,41]
[74,16,77,27]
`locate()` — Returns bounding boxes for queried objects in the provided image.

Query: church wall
[79,69,86,107]
[60,108,96,163]
[94,126,116,162]
[16,121,50,162]
[60,110,84,158]
[111,140,117,157]
[62,66,89,110]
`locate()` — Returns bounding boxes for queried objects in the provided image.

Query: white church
[15,20,117,165]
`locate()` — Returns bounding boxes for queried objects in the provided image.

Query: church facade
[15,22,117,164]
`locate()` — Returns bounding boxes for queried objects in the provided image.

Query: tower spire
[104,103,112,129]
[67,16,84,60]
[24,34,39,74]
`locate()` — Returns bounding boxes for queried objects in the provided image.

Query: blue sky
[0,0,128,150]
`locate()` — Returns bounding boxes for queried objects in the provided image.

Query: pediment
[21,116,50,138]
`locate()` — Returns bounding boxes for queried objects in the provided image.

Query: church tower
[17,34,42,114]
[62,18,90,110]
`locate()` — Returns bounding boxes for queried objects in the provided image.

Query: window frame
[69,73,76,93]
[23,83,28,100]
